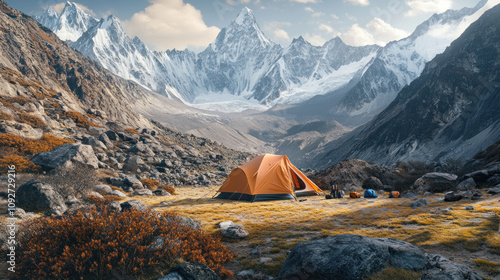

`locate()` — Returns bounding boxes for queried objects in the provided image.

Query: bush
[14,200,235,279]
[160,185,176,195]
[17,113,46,128]
[9,96,29,105]
[0,111,13,121]
[125,128,140,135]
[0,133,73,155]
[0,154,41,173]
[140,178,160,190]
[63,111,100,128]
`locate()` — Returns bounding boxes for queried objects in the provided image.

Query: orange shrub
[0,154,41,173]
[14,200,235,279]
[63,111,100,128]
[159,185,176,195]
[9,96,29,105]
[140,178,160,190]
[125,128,141,135]
[17,113,46,128]
[0,133,73,155]
[0,111,13,121]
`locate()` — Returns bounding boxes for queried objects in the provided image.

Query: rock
[259,257,273,263]
[457,178,476,191]
[0,120,43,138]
[169,262,219,280]
[17,181,67,215]
[463,170,489,183]
[108,190,127,198]
[444,191,463,202]
[486,186,500,195]
[362,176,384,189]
[219,221,249,239]
[120,200,148,212]
[128,143,155,156]
[82,136,107,151]
[166,216,202,230]
[470,190,482,200]
[411,199,428,208]
[132,189,153,196]
[107,175,144,191]
[153,189,171,196]
[12,208,35,219]
[92,184,113,194]
[422,254,482,280]
[278,234,428,280]
[110,201,122,212]
[86,191,104,200]
[486,174,500,186]
[98,133,114,149]
[158,272,183,280]
[413,173,458,194]
[104,130,119,141]
[31,144,99,171]
[465,206,474,211]
[402,192,419,198]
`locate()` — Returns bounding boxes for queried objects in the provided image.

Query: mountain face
[313,3,500,168]
[35,1,494,121]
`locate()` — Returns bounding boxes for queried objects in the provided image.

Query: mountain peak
[234,7,256,25]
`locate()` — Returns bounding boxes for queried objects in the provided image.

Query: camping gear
[389,191,400,198]
[330,185,344,199]
[215,154,322,202]
[364,189,378,198]
[325,194,333,199]
[350,192,361,198]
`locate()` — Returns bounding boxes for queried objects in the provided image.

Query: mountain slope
[313,3,500,168]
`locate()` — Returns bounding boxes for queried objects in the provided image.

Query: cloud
[304,33,328,46]
[49,2,96,16]
[305,7,324,17]
[345,13,357,21]
[319,24,335,33]
[405,0,452,17]
[290,0,318,3]
[263,21,292,46]
[122,0,220,51]
[340,18,409,46]
[343,0,369,6]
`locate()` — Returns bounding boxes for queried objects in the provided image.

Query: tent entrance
[291,169,306,191]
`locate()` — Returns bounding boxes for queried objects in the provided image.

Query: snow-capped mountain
[35,1,97,42]
[35,1,496,120]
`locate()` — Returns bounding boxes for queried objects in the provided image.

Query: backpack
[364,189,378,198]
[325,194,333,199]
[389,191,400,198]
[350,192,361,198]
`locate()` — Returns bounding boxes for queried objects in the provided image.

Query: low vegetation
[63,111,100,128]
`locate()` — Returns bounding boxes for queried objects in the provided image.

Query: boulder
[169,262,219,280]
[219,221,249,239]
[31,144,99,171]
[422,254,482,280]
[362,176,384,190]
[413,173,458,194]
[92,184,113,194]
[98,133,114,149]
[132,189,153,196]
[444,191,463,202]
[457,178,476,191]
[0,120,43,139]
[173,216,202,230]
[17,181,67,215]
[108,190,127,198]
[153,189,171,196]
[463,170,489,183]
[278,234,428,280]
[82,135,107,151]
[486,186,500,195]
[411,199,428,208]
[120,200,148,212]
[104,130,119,141]
[158,272,183,280]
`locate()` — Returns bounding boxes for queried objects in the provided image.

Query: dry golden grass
[132,187,500,278]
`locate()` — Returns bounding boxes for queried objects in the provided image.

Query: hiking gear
[350,192,361,198]
[216,154,322,202]
[364,189,378,198]
[389,191,400,198]
[326,194,333,199]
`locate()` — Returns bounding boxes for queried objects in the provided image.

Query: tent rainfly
[215,154,322,202]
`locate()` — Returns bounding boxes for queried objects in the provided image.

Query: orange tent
[215,154,322,202]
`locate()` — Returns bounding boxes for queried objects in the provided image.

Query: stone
[169,262,219,280]
[132,189,154,196]
[104,130,119,141]
[486,186,500,195]
[86,191,104,200]
[402,192,419,198]
[219,221,249,239]
[98,133,114,149]
[108,190,127,198]
[465,206,474,211]
[166,216,202,230]
[259,257,273,263]
[278,234,428,280]
[82,136,107,151]
[411,199,428,208]
[362,176,384,190]
[463,170,489,183]
[157,272,183,280]
[422,254,482,280]
[444,191,463,202]
[31,144,99,171]
[120,200,148,212]
[0,120,43,138]
[153,189,171,196]
[12,208,35,219]
[470,190,482,200]
[457,178,476,191]
[17,181,67,215]
[413,173,458,194]
[92,184,113,194]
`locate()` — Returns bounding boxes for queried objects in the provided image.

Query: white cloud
[305,7,314,13]
[49,2,96,16]
[343,0,369,6]
[345,13,357,21]
[331,13,340,20]
[122,0,220,51]
[304,33,327,46]
[263,21,292,46]
[340,17,409,46]
[305,7,324,17]
[405,0,452,17]
[290,0,318,3]
[319,24,335,33]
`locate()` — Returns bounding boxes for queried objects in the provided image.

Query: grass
[131,187,500,277]
[472,259,500,275]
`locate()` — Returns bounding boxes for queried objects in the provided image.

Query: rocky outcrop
[0,120,43,138]
[120,199,148,212]
[412,173,458,194]
[31,144,99,171]
[17,181,67,215]
[422,254,482,280]
[279,234,428,280]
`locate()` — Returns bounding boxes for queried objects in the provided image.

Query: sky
[6,0,480,52]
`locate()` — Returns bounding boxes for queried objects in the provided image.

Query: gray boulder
[411,199,428,208]
[444,191,463,202]
[278,234,428,280]
[457,178,476,191]
[219,221,249,239]
[158,272,183,280]
[171,216,202,230]
[153,189,171,196]
[98,133,114,149]
[17,181,67,215]
[362,176,384,189]
[31,144,99,171]
[120,200,148,212]
[422,254,482,280]
[486,186,500,195]
[108,190,127,198]
[132,189,153,196]
[92,184,113,194]
[463,170,489,183]
[0,120,43,139]
[169,262,219,280]
[413,173,458,194]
